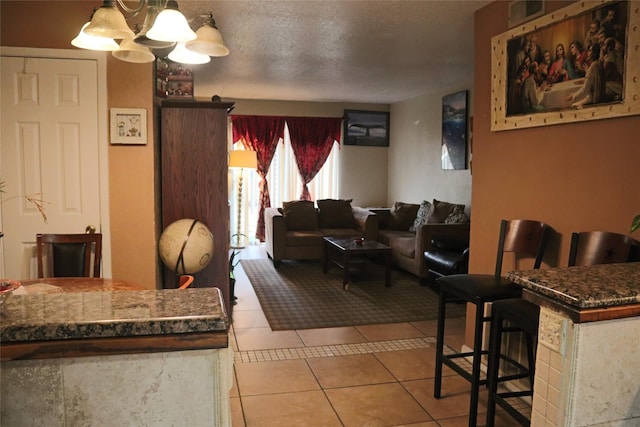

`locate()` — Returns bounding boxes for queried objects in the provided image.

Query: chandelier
[71,0,229,65]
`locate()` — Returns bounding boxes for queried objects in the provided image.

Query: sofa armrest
[416,223,471,255]
[352,207,379,241]
[430,235,470,252]
[264,208,286,260]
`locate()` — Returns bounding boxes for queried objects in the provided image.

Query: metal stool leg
[468,300,485,427]
[486,307,504,427]
[434,286,447,398]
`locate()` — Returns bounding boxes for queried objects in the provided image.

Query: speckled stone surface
[507,262,640,309]
[0,288,228,343]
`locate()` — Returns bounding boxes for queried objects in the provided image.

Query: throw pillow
[282,200,318,231]
[388,201,420,231]
[317,199,356,228]
[444,205,470,224]
[410,200,432,232]
[427,199,465,223]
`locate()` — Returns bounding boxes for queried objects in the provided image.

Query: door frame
[0,46,112,277]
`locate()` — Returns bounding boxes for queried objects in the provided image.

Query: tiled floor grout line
[234,336,445,363]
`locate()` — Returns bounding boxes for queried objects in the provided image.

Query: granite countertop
[0,288,228,343]
[507,262,640,309]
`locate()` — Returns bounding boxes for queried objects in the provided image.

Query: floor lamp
[229,149,257,248]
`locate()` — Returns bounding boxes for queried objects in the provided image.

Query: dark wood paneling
[160,101,233,313]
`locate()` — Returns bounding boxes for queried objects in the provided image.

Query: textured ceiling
[177,0,490,103]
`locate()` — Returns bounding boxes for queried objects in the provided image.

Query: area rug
[240,259,466,331]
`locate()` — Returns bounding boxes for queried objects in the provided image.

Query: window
[230,122,340,245]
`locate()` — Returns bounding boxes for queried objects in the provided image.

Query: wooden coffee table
[323,236,392,290]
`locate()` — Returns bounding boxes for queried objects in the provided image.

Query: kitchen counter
[1,286,233,426]
[507,262,640,323]
[506,262,640,426]
[1,287,228,343]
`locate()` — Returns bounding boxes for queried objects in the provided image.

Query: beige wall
[388,84,473,210]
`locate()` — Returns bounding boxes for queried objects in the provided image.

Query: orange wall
[472,0,640,274]
[1,1,158,289]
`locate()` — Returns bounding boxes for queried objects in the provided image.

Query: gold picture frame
[110,108,147,145]
[491,0,639,131]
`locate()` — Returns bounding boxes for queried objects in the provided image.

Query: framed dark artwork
[343,110,390,146]
[441,90,468,170]
[491,0,640,131]
[155,57,194,99]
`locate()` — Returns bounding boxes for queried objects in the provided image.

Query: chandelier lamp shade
[186,14,229,57]
[168,42,211,65]
[72,0,230,65]
[71,22,120,51]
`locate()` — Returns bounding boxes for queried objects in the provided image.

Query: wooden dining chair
[36,233,102,278]
[568,231,637,266]
[178,275,194,289]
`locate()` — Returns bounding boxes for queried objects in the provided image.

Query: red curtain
[285,117,342,200]
[231,116,285,241]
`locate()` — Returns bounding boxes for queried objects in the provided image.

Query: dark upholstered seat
[434,219,550,427]
[36,233,102,278]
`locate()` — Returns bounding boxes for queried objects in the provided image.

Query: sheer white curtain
[230,122,340,245]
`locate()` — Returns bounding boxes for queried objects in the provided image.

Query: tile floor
[228,246,522,426]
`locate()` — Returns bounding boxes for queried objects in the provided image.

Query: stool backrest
[568,231,637,266]
[495,219,550,277]
[36,233,102,278]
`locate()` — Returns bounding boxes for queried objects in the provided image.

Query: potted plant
[0,179,48,239]
[632,215,640,233]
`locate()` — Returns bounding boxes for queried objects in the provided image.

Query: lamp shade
[84,1,134,39]
[72,22,119,51]
[185,16,229,57]
[112,38,156,63]
[134,2,175,49]
[146,1,196,43]
[168,42,211,64]
[229,150,258,169]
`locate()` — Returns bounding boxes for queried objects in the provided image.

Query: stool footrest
[494,395,531,426]
[441,350,490,386]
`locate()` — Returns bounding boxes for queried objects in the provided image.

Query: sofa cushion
[285,230,324,247]
[388,202,420,231]
[282,200,319,231]
[388,235,416,258]
[320,228,362,238]
[427,199,465,223]
[317,199,356,228]
[378,229,414,246]
[444,205,470,224]
[410,200,432,232]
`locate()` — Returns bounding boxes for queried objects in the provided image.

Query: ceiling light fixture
[72,0,229,65]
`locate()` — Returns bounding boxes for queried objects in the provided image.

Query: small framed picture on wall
[343,110,390,147]
[110,108,147,145]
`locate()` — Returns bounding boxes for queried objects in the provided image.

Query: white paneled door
[1,56,101,279]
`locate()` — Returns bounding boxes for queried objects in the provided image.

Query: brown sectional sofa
[264,199,378,267]
[264,198,470,285]
[373,200,471,284]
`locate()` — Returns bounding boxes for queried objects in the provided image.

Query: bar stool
[485,298,539,426]
[433,219,550,427]
[484,229,637,426]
